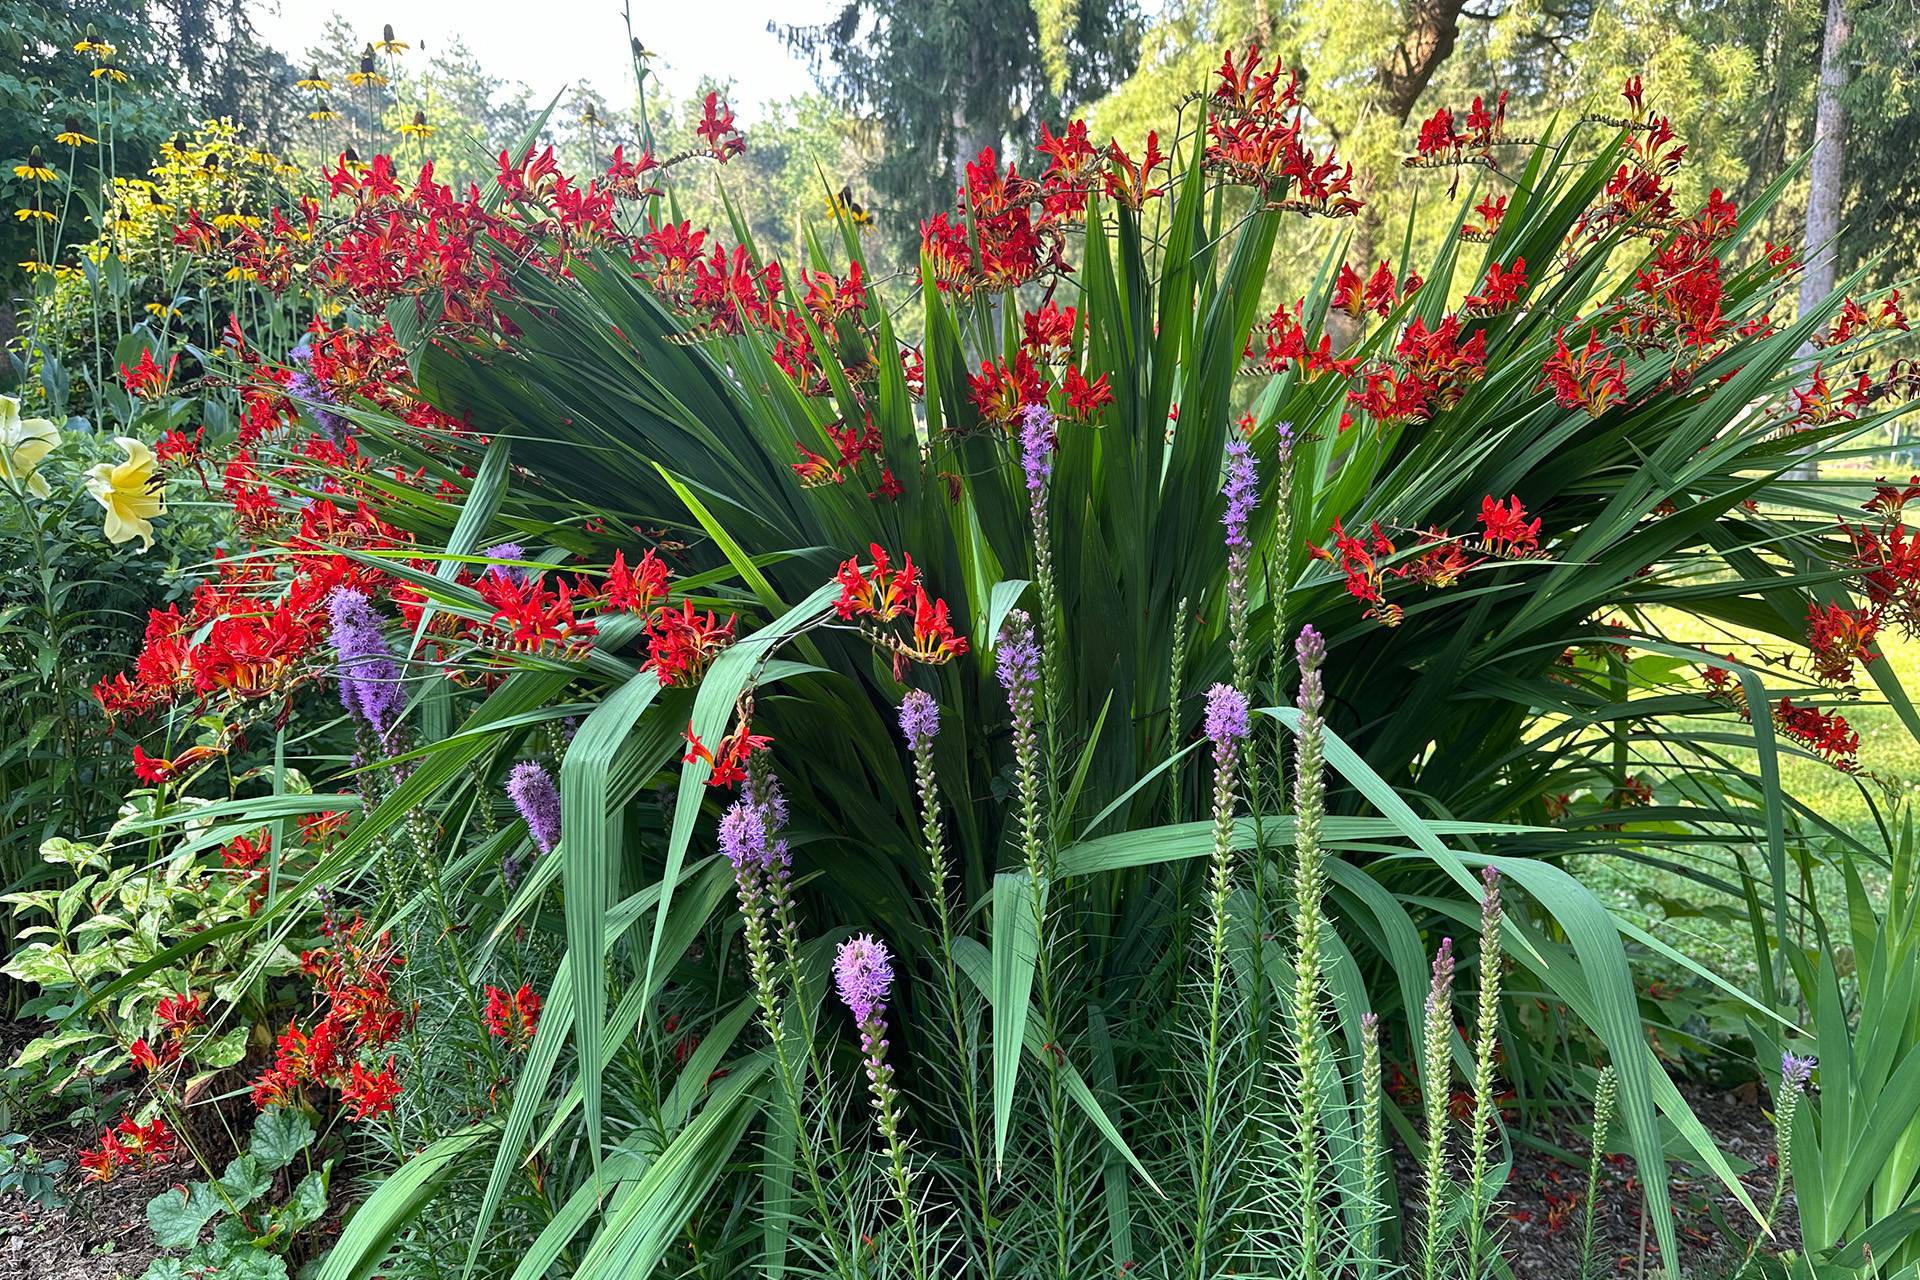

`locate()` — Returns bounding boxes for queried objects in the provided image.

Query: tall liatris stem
[1188,682,1250,1280]
[720,794,853,1279]
[1465,866,1506,1280]
[1020,405,1066,764]
[1267,424,1297,798]
[1579,1066,1619,1280]
[1288,627,1331,1279]
[1422,937,1457,1280]
[1222,440,1257,696]
[1740,1052,1813,1278]
[997,610,1070,1279]
[1358,1012,1386,1280]
[901,691,995,1280]
[1223,442,1273,1050]
[835,936,926,1280]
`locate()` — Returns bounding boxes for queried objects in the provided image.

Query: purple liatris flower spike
[718,795,770,870]
[327,587,406,741]
[1428,937,1456,1017]
[1221,440,1257,549]
[996,610,1041,698]
[835,933,894,1024]
[1018,403,1055,496]
[507,761,562,855]
[483,542,528,584]
[1781,1050,1817,1090]
[1296,624,1326,718]
[899,689,939,753]
[1204,682,1250,748]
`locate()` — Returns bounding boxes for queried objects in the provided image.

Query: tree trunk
[1343,0,1469,323]
[1789,0,1849,480]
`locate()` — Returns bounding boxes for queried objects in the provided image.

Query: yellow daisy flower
[14,148,57,182]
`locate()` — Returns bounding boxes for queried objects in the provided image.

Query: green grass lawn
[1575,611,1920,990]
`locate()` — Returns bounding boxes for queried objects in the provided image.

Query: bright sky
[249,0,841,118]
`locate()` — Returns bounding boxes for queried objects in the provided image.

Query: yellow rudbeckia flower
[86,436,165,549]
[0,395,59,499]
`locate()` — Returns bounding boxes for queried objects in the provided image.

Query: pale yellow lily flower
[86,437,165,549]
[0,395,59,499]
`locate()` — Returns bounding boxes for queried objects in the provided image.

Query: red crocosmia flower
[79,1130,129,1182]
[111,1114,176,1169]
[919,213,973,292]
[478,574,598,654]
[969,353,1048,426]
[834,545,919,622]
[130,1037,180,1072]
[1538,329,1628,417]
[1021,301,1077,355]
[1463,194,1508,241]
[1622,74,1645,117]
[1308,517,1403,626]
[903,586,969,667]
[341,1058,402,1120]
[484,983,542,1048]
[1062,365,1115,420]
[1389,530,1477,588]
[251,1065,301,1110]
[643,600,737,687]
[1478,495,1542,556]
[1464,258,1526,313]
[1806,602,1880,685]
[694,92,745,161]
[119,348,178,397]
[156,992,205,1037]
[791,443,842,487]
[155,427,205,469]
[1773,697,1861,770]
[1103,133,1167,210]
[301,809,348,847]
[222,830,271,871]
[604,548,671,614]
[132,745,174,784]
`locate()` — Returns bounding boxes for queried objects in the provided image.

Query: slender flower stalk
[997,609,1069,1279]
[1019,404,1066,762]
[1579,1066,1619,1280]
[1267,424,1297,796]
[1465,866,1506,1279]
[1740,1052,1813,1277]
[1358,1012,1386,1280]
[1224,441,1275,1051]
[720,791,853,1279]
[1422,937,1457,1280]
[901,691,996,1280]
[835,935,926,1280]
[1221,440,1257,696]
[1188,681,1250,1280]
[1287,627,1331,1279]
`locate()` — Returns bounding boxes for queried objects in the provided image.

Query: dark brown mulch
[1494,1083,1796,1279]
[1,1156,173,1280]
[0,1015,241,1280]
